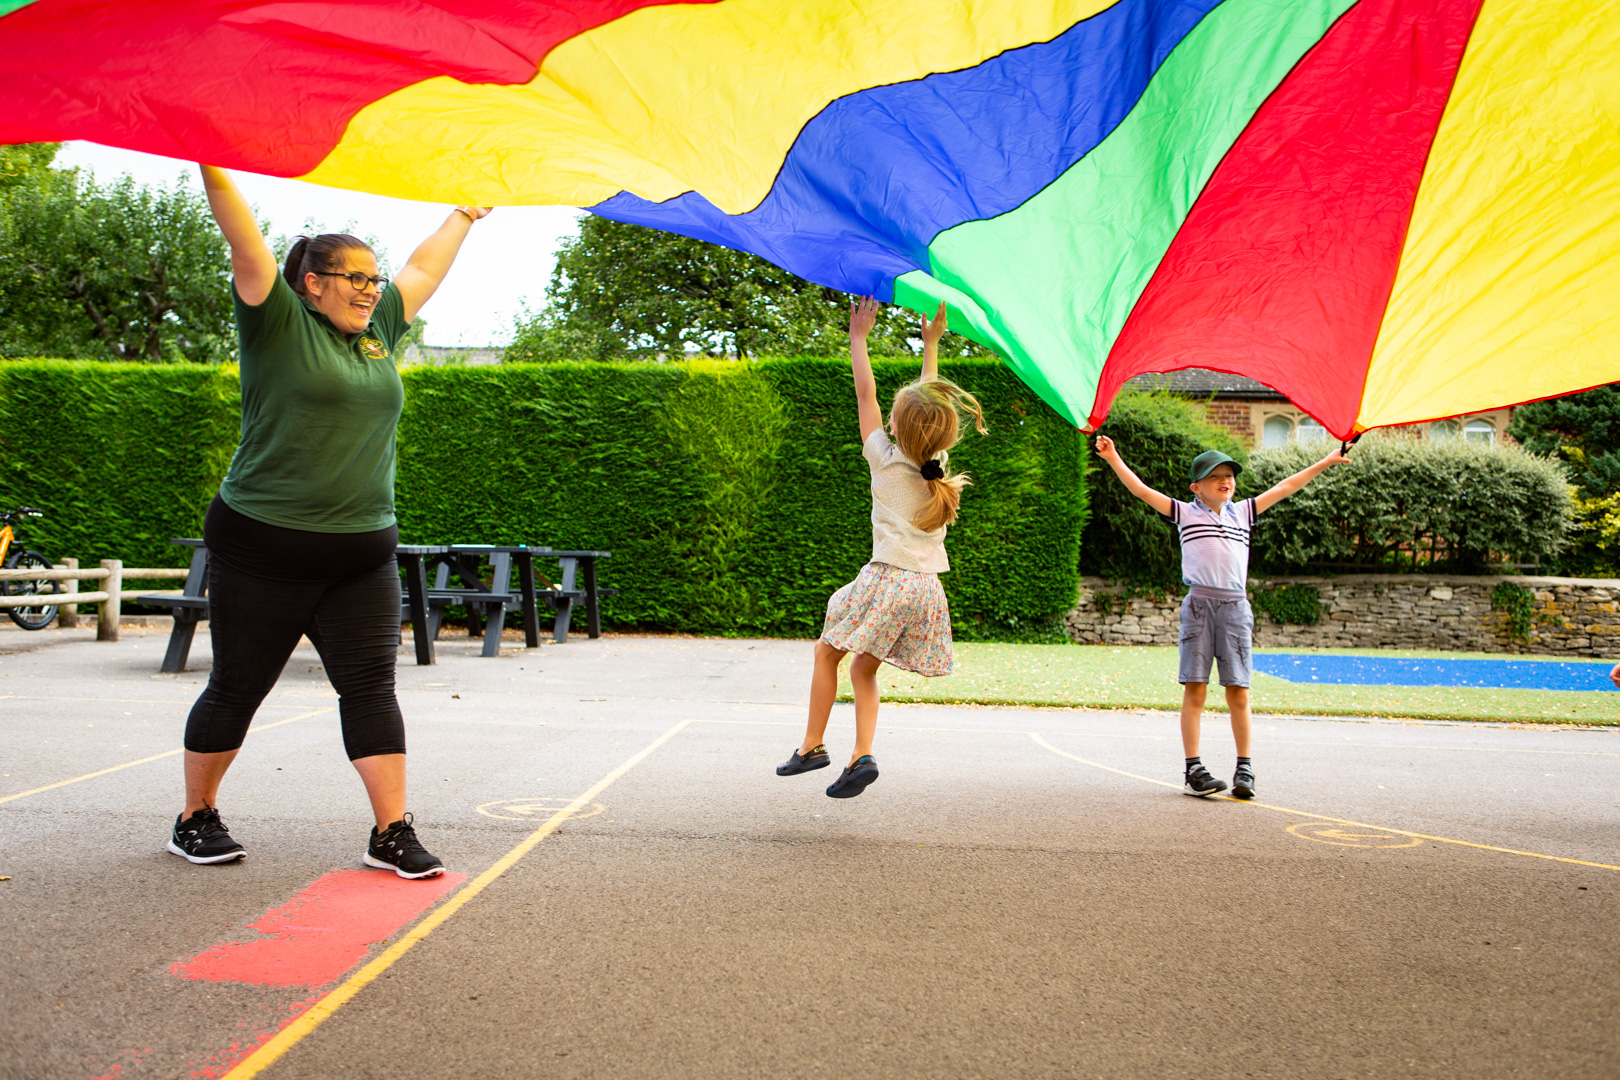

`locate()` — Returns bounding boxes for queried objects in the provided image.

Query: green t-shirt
[218,274,408,532]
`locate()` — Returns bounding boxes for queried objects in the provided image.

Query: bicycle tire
[4,549,60,630]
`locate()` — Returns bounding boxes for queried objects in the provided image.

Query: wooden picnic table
[398,545,615,661]
[136,540,612,671]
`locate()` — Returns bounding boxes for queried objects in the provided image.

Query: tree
[1508,384,1620,574]
[0,145,234,362]
[1508,385,1620,497]
[506,215,992,361]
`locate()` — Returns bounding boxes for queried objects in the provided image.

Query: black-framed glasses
[316,271,389,291]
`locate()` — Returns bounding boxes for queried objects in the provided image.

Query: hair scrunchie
[919,459,945,481]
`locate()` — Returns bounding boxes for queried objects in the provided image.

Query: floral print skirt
[821,561,954,677]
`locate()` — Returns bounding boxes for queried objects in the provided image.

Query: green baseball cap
[1190,449,1242,482]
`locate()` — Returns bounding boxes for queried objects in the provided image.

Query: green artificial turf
[845,644,1620,725]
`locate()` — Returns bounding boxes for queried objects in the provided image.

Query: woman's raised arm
[198,165,277,306]
[393,206,492,324]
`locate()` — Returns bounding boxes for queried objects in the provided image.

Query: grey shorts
[1178,593,1254,688]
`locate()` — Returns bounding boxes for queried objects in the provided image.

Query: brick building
[1123,368,1512,449]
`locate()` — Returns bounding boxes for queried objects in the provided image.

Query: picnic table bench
[399,545,615,662]
[135,539,210,674]
[137,540,614,671]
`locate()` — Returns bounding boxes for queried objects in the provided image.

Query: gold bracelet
[454,206,477,223]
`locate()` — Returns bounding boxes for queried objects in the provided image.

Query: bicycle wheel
[4,549,60,630]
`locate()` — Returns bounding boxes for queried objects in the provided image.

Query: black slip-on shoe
[1183,764,1228,798]
[1231,765,1256,800]
[363,813,445,879]
[167,807,246,864]
[777,744,831,776]
[826,756,879,799]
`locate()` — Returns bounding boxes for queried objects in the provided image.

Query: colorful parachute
[3,0,1616,436]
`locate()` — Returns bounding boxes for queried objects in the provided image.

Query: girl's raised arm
[393,206,492,324]
[199,165,277,305]
[850,296,883,442]
[919,301,947,381]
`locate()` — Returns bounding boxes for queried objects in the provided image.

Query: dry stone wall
[1064,575,1620,657]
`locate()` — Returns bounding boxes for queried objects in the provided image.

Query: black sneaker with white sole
[1231,764,1256,800]
[363,813,445,879]
[826,756,879,799]
[1183,764,1228,798]
[168,807,246,864]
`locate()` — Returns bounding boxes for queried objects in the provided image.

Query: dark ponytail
[281,233,374,296]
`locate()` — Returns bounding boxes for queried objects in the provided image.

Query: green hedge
[0,357,1086,638]
[396,358,1086,638]
[0,360,240,569]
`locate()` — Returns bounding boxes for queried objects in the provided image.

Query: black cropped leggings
[184,556,405,760]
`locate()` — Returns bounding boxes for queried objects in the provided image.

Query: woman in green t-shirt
[167,166,489,879]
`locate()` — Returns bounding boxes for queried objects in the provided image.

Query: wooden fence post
[97,559,121,642]
[57,558,78,628]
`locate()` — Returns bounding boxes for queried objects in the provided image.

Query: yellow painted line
[0,709,332,805]
[222,717,695,1080]
[1028,732,1620,873]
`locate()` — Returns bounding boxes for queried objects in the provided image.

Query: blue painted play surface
[1253,654,1618,692]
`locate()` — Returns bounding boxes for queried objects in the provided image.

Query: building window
[1464,419,1495,444]
[1262,415,1293,449]
[1296,416,1327,443]
[1429,419,1460,441]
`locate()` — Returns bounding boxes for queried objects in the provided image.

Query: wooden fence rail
[0,559,186,641]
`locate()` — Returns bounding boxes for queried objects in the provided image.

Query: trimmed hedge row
[0,361,240,569]
[0,358,1086,638]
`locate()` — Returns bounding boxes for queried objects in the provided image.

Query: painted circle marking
[1286,821,1422,849]
[476,798,606,822]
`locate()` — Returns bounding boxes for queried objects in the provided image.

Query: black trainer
[1231,763,1256,800]
[363,813,445,879]
[167,807,246,864]
[776,744,831,776]
[1183,763,1228,798]
[826,756,879,799]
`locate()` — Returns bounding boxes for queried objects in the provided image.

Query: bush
[0,357,1086,639]
[1246,436,1573,573]
[1082,389,1247,585]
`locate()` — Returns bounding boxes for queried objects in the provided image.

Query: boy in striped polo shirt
[1093,436,1349,798]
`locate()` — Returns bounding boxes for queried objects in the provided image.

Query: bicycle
[0,507,61,630]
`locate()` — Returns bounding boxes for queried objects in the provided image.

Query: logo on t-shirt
[358,336,389,360]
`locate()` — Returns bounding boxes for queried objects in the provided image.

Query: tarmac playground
[1,624,1617,1079]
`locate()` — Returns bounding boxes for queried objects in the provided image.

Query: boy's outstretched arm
[1094,436,1175,517]
[850,296,883,442]
[1255,445,1351,513]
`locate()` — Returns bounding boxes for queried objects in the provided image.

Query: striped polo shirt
[1163,497,1258,593]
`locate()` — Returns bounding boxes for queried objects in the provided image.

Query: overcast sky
[55,142,585,348]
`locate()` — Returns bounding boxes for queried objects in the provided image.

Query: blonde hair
[889,376,988,532]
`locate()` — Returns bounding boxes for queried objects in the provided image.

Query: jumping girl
[777,297,986,798]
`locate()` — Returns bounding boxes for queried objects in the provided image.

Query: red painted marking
[180,996,321,1080]
[172,868,465,988]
